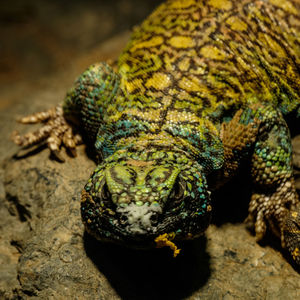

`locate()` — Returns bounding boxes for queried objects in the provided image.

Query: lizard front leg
[12,62,120,160]
[221,104,300,265]
[245,105,300,265]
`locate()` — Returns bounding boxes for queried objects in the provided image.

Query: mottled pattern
[13,0,300,264]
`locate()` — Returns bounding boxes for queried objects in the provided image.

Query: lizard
[12,0,300,264]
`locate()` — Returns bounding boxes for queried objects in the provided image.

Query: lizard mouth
[81,189,187,248]
[82,198,209,249]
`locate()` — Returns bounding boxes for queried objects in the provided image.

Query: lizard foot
[246,175,299,241]
[12,104,82,161]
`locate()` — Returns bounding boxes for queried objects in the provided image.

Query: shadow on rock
[13,144,48,160]
[259,229,300,274]
[84,232,210,300]
[211,168,252,226]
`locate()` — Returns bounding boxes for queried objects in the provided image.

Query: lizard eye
[169,178,185,201]
[98,182,116,211]
[101,183,111,201]
[165,178,186,213]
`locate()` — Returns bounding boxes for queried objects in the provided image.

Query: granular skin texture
[13,0,300,264]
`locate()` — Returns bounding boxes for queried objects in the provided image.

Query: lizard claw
[12,104,82,160]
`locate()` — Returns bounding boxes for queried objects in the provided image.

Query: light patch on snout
[117,203,162,234]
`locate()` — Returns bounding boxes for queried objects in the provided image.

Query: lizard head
[81,151,212,248]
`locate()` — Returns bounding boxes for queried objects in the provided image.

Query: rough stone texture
[1,138,300,299]
[1,1,300,299]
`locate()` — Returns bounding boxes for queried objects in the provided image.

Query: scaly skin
[13,0,300,264]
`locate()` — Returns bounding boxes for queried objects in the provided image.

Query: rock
[2,144,300,299]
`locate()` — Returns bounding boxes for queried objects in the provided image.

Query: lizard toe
[12,104,81,161]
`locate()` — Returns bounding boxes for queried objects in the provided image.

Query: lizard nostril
[119,215,128,224]
[150,213,159,225]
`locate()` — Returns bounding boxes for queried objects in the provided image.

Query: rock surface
[1,1,300,299]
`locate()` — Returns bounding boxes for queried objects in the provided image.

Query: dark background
[0,0,162,90]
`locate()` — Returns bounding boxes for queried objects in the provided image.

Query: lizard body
[13,0,300,263]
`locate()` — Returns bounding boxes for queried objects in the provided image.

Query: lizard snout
[116,202,163,235]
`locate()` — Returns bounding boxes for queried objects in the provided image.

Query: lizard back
[113,0,300,127]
